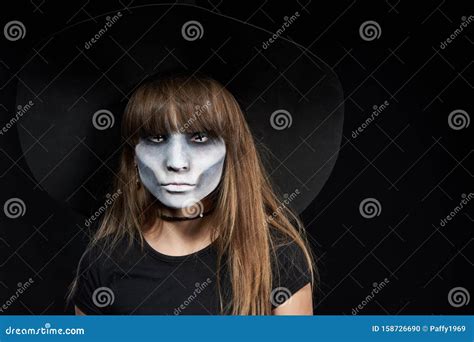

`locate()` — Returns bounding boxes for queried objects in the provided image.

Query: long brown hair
[73,73,316,315]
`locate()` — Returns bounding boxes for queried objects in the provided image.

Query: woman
[69,72,316,315]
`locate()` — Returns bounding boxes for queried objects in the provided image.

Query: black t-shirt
[72,233,312,315]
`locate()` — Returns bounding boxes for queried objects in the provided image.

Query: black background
[0,0,472,315]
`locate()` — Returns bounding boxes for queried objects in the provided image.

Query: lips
[161,183,196,192]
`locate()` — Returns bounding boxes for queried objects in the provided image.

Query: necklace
[159,208,214,222]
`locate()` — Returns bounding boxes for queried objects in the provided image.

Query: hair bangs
[124,76,232,144]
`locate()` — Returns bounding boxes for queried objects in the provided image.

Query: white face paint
[135,132,226,209]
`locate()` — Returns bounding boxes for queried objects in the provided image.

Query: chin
[158,194,198,209]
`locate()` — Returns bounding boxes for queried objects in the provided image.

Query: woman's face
[135,132,226,209]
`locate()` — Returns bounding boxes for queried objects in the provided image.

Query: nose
[165,138,189,172]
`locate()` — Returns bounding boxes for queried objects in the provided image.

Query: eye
[190,132,209,143]
[147,135,166,143]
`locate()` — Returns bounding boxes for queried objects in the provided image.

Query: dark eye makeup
[145,132,212,144]
[147,134,166,143]
[190,132,209,143]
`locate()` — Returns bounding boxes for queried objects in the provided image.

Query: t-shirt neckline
[142,237,215,262]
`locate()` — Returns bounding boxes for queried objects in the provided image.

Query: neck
[143,202,214,256]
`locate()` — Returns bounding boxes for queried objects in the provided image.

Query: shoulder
[270,230,311,277]
[72,234,140,314]
[269,227,310,262]
[76,233,139,276]
[269,228,313,308]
